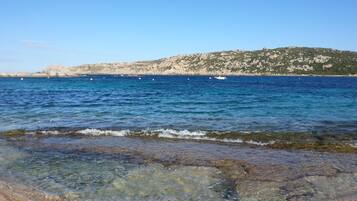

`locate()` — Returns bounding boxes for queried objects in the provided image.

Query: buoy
[20,77,24,80]
[90,78,93,81]
[138,77,141,80]
[209,77,212,79]
[152,78,155,81]
[187,78,190,80]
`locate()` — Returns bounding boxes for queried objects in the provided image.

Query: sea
[1,75,357,135]
[0,75,356,200]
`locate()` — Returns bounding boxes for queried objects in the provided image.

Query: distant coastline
[1,47,357,77]
[1,73,357,78]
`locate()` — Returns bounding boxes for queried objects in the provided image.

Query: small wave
[10,128,274,146]
[76,128,208,139]
[39,130,63,135]
[77,129,130,137]
[350,142,357,148]
[73,128,273,146]
[153,129,206,137]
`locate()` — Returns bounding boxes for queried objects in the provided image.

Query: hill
[3,47,357,77]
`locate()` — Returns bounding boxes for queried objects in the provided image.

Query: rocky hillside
[5,47,357,77]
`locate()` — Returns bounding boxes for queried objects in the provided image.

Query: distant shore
[2,47,357,78]
[1,73,357,78]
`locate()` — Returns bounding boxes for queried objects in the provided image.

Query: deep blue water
[1,76,357,133]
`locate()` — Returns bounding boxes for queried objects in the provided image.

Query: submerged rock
[236,180,285,201]
[304,173,357,200]
[235,171,357,201]
[0,135,356,201]
[112,164,235,201]
[0,140,28,165]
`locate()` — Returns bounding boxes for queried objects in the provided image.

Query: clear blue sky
[1,0,357,72]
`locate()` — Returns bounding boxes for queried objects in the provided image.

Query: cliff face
[5,47,357,77]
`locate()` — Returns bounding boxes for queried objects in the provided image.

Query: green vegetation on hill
[153,47,357,75]
[67,47,356,75]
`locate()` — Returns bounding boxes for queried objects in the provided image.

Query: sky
[1,0,357,72]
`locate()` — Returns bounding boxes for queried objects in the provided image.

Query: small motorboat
[214,76,227,80]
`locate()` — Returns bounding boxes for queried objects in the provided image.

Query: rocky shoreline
[1,132,356,201]
[3,129,357,153]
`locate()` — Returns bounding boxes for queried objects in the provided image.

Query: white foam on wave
[349,142,357,148]
[147,129,273,145]
[36,128,274,146]
[245,140,275,146]
[39,130,63,135]
[77,129,130,137]
[153,129,207,137]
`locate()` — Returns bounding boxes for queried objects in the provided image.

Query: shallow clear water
[1,76,357,133]
[1,135,356,200]
[0,138,236,200]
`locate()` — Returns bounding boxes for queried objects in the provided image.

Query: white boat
[214,76,226,80]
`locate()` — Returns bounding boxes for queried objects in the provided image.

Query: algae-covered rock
[207,131,357,153]
[268,142,357,153]
[1,129,26,137]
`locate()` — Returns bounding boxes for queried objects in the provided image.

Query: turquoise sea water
[1,75,357,134]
